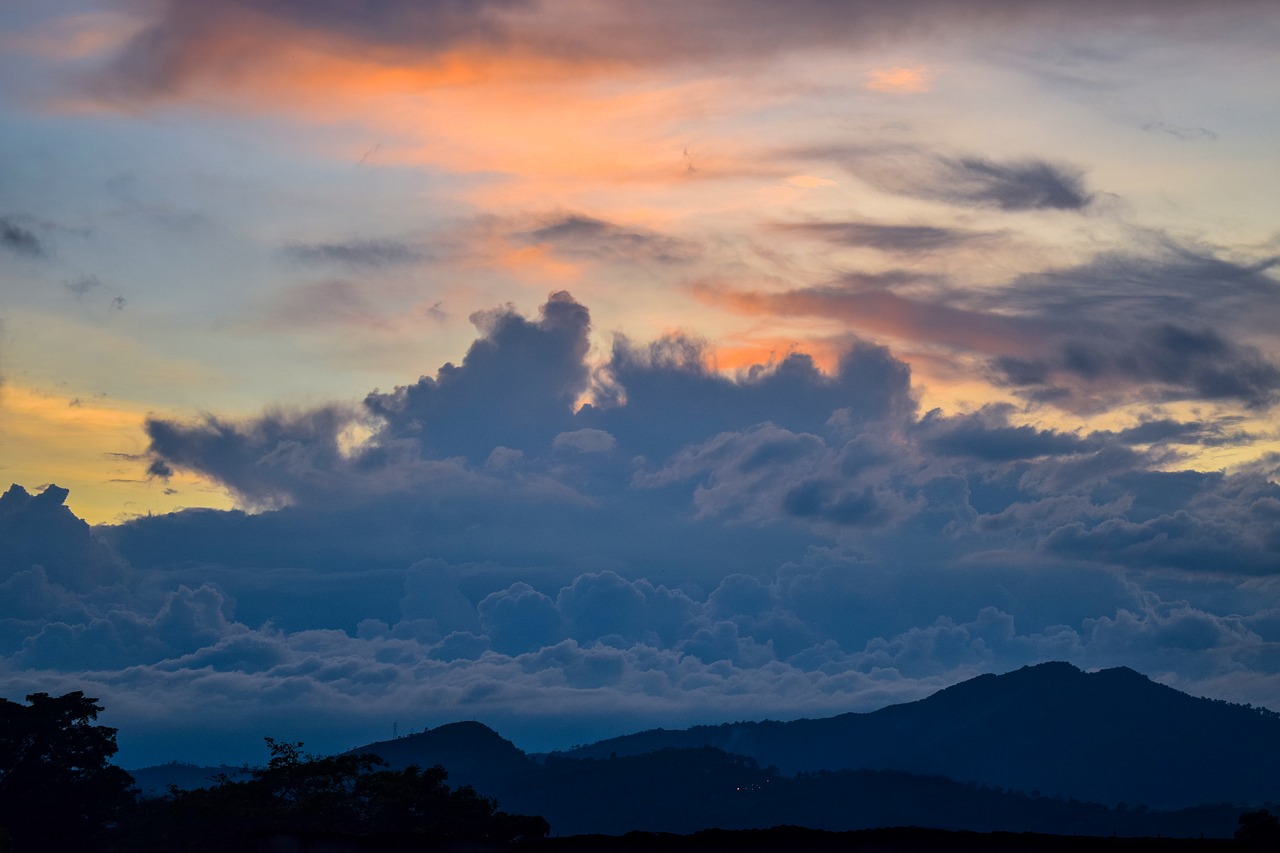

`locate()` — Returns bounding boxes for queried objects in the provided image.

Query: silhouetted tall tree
[0,691,135,851]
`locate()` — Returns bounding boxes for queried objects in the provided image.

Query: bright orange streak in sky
[865,65,932,93]
[690,283,1045,359]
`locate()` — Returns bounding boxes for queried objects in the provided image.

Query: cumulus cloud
[586,334,916,462]
[132,292,1280,585]
[14,583,234,671]
[5,288,1279,764]
[364,290,591,463]
[0,484,125,592]
[7,539,1273,768]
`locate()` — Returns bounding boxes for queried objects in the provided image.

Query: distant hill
[134,663,1280,837]
[343,721,541,806]
[336,736,1242,838]
[561,662,1280,809]
[128,762,249,797]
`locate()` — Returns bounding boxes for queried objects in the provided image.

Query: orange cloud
[711,339,841,376]
[690,281,1044,359]
[58,4,789,203]
[495,244,584,283]
[785,175,838,189]
[865,65,932,93]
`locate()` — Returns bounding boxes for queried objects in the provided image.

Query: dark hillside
[562,662,1280,808]
[344,721,542,806]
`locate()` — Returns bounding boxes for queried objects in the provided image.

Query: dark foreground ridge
[539,825,1244,852]
[209,825,1252,852]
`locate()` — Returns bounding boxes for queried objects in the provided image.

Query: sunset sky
[2,0,1280,768]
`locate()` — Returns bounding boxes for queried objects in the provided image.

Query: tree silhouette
[0,691,135,851]
[135,737,548,850]
[1237,808,1280,849]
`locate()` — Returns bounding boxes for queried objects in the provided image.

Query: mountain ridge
[556,662,1280,808]
[132,662,1280,836]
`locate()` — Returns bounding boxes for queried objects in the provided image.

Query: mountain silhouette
[341,721,539,804]
[561,662,1280,809]
[133,663,1280,836]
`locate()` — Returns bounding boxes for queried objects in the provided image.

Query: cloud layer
[5,293,1279,766]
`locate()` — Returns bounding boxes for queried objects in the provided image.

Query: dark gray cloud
[915,405,1097,461]
[521,215,702,266]
[703,240,1280,412]
[980,249,1280,409]
[770,220,994,254]
[282,238,426,268]
[586,334,916,462]
[835,150,1092,211]
[0,484,125,593]
[0,216,46,257]
[364,290,592,463]
[994,246,1280,330]
[994,323,1280,409]
[1109,418,1251,447]
[792,144,1093,212]
[144,404,362,508]
[934,157,1092,211]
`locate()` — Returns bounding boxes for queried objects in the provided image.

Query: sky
[2,0,1280,769]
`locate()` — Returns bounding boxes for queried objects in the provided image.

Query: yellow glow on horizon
[0,384,233,525]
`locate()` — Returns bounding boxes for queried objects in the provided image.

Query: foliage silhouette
[0,691,135,851]
[1236,808,1280,849]
[132,736,548,851]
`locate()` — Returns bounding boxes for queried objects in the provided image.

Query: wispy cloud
[769,220,996,254]
[281,237,427,268]
[1,216,47,257]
